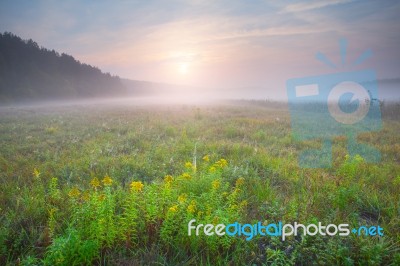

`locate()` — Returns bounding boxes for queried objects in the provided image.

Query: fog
[1,79,399,110]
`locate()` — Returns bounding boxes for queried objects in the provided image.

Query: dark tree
[0,32,127,103]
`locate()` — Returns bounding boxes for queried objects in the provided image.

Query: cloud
[280,0,354,13]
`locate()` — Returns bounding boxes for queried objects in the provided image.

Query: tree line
[0,32,127,103]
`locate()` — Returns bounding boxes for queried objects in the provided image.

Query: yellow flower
[185,162,193,168]
[90,177,101,189]
[164,175,173,183]
[102,175,113,186]
[235,177,245,187]
[68,187,81,198]
[209,166,216,173]
[169,205,178,213]
[181,173,191,180]
[187,205,196,213]
[212,180,220,190]
[187,200,196,214]
[33,168,40,179]
[202,155,210,162]
[212,216,219,224]
[216,158,228,168]
[239,200,248,208]
[130,181,144,192]
[178,194,187,203]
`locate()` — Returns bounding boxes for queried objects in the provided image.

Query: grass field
[0,100,399,265]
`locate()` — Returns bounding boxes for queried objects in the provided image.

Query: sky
[1,0,399,99]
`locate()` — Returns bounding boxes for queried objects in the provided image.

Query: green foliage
[337,154,365,180]
[43,228,99,266]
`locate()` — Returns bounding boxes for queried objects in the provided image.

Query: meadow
[0,100,399,265]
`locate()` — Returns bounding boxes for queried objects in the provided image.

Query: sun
[179,63,189,75]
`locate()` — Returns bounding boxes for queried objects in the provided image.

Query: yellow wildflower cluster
[215,158,228,168]
[169,205,178,213]
[239,200,248,208]
[235,177,245,187]
[209,166,216,173]
[184,161,196,172]
[181,173,191,180]
[212,216,219,224]
[130,181,144,192]
[202,155,210,162]
[187,200,196,213]
[68,187,81,198]
[33,168,41,179]
[90,177,101,189]
[209,158,228,172]
[164,175,173,183]
[102,175,113,186]
[212,180,221,190]
[178,194,187,203]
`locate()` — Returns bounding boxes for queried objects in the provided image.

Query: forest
[0,32,127,103]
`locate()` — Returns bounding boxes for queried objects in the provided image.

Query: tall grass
[0,101,399,265]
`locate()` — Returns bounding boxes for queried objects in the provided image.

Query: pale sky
[1,0,399,97]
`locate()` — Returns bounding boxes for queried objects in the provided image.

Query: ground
[0,100,399,265]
